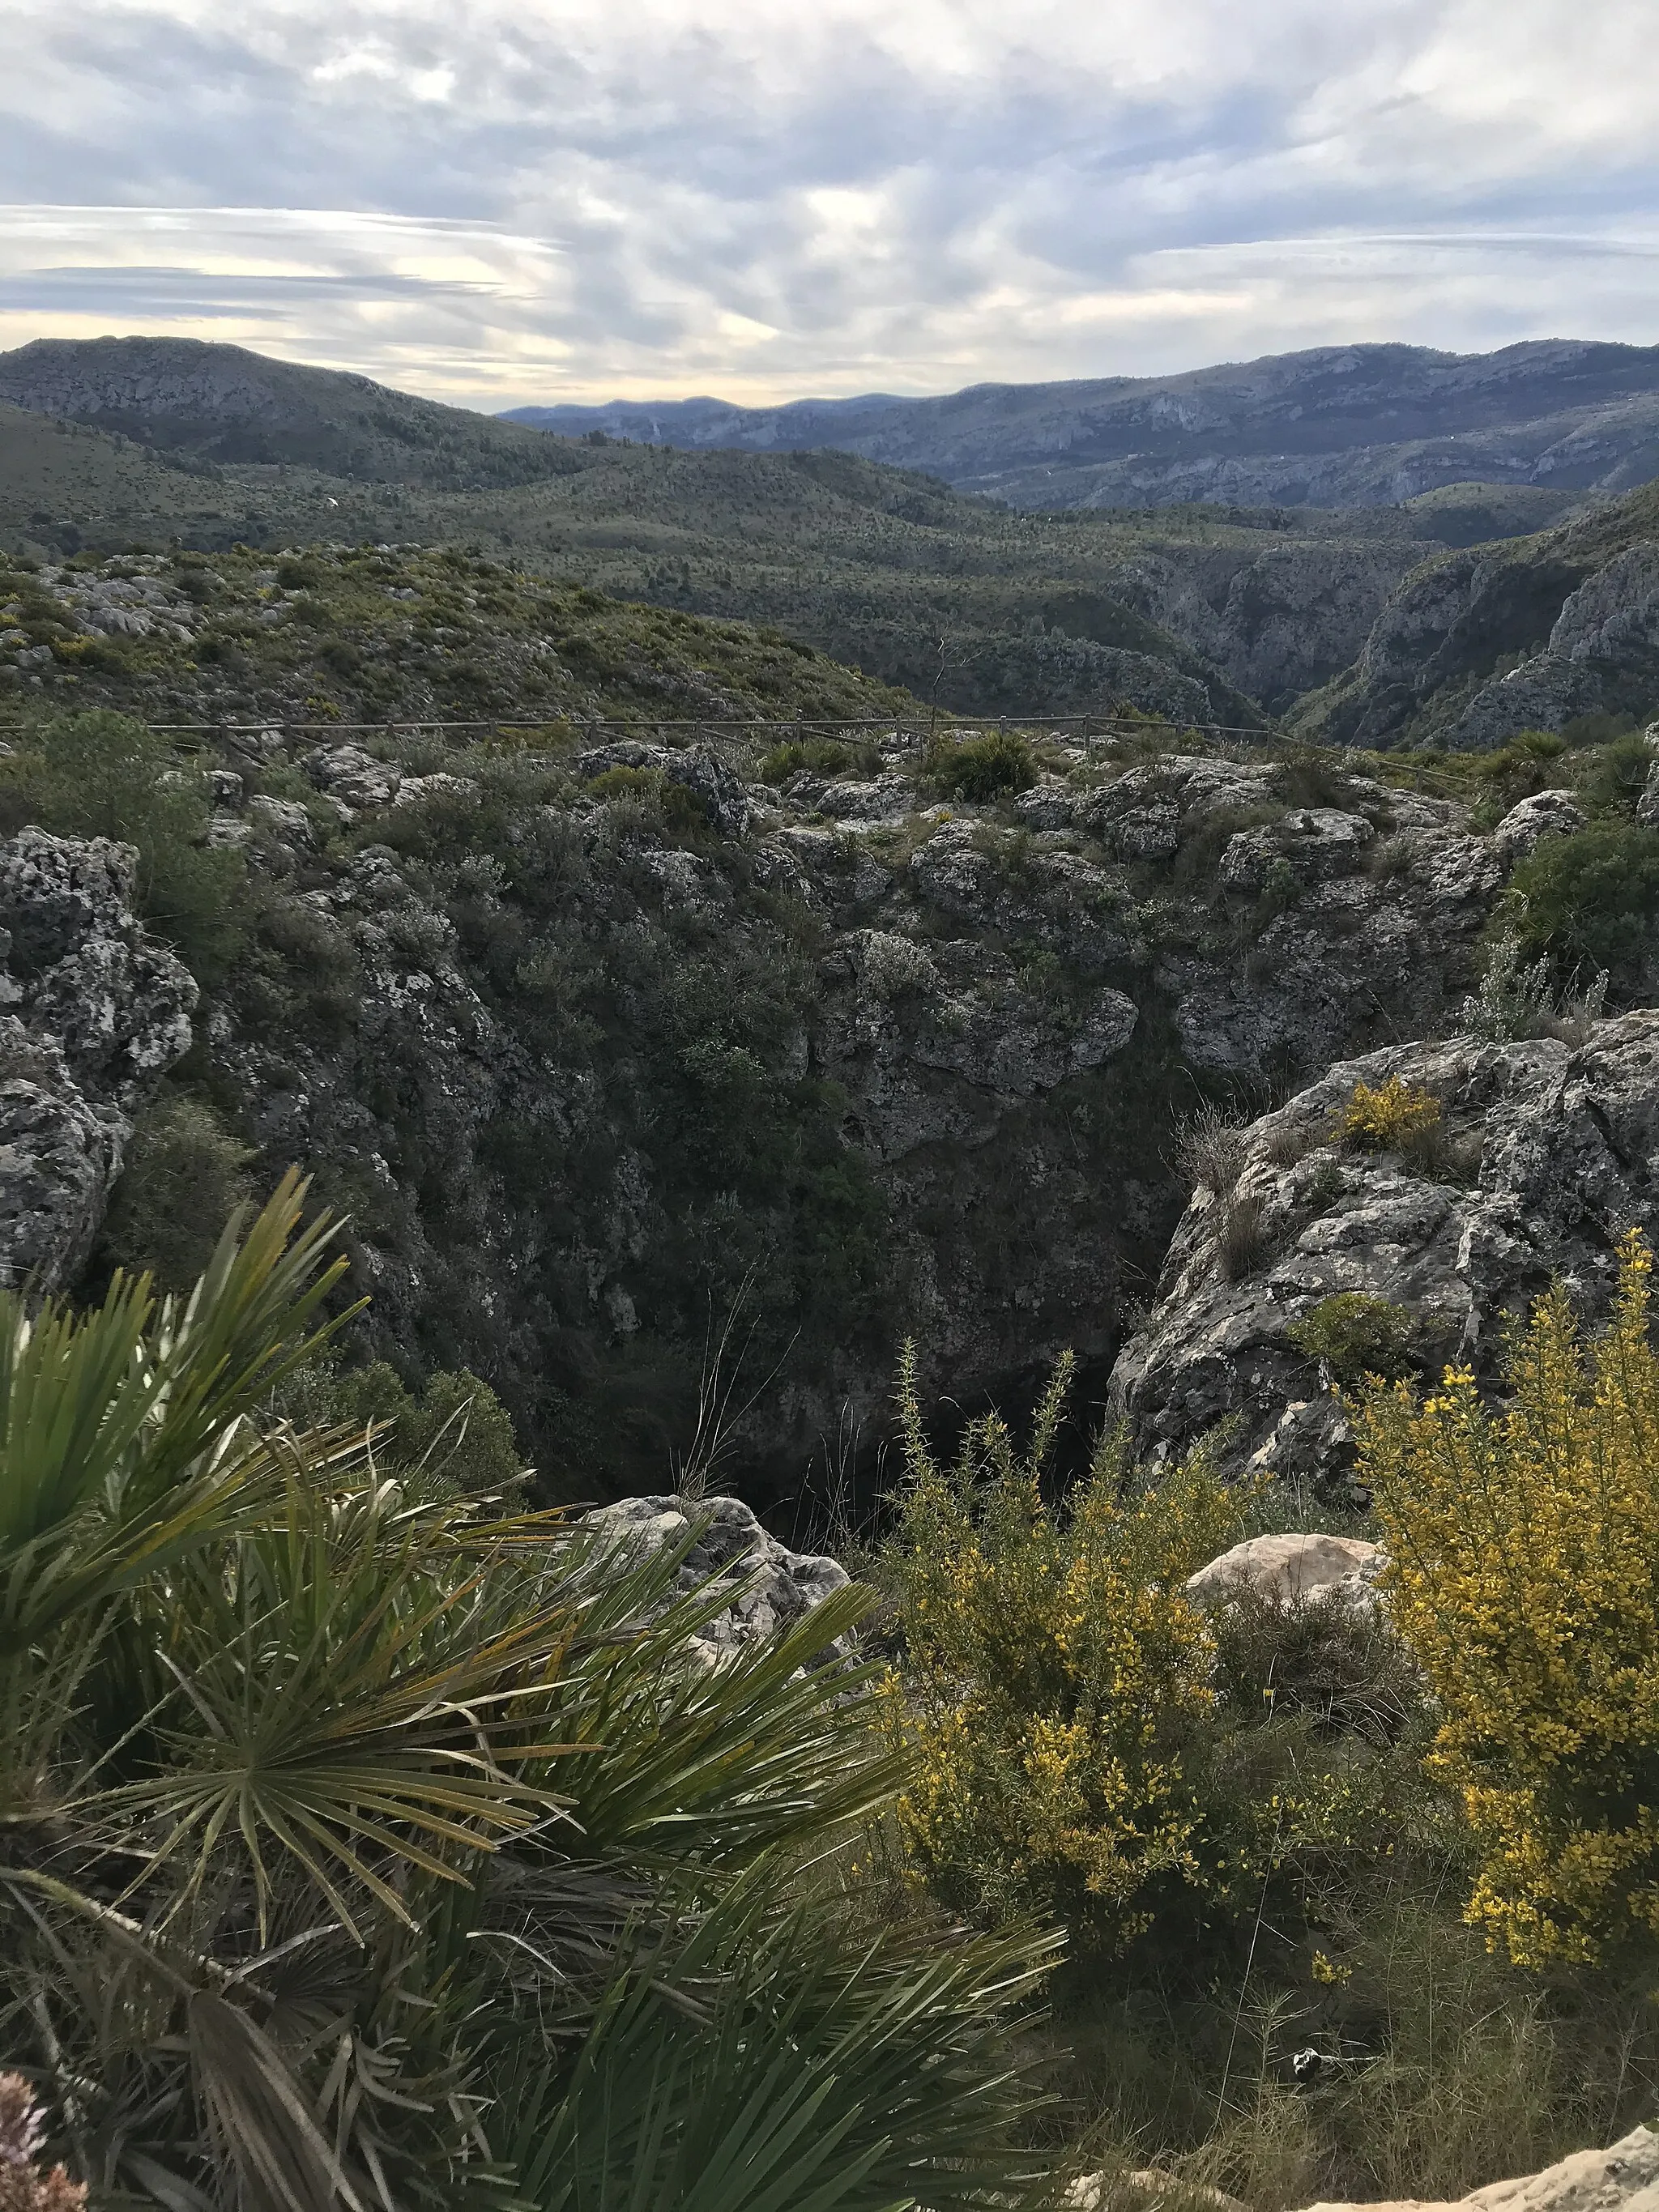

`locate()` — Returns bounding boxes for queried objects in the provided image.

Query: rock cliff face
[113,718,1536,1500]
[1296,479,1659,749]
[1110,1015,1659,1489]
[9,685,1644,1503]
[0,830,194,1289]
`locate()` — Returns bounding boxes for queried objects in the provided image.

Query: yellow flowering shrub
[888,1345,1248,1950]
[1337,1074,1443,1154]
[1360,1233,1659,1964]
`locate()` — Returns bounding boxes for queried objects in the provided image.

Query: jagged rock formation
[1101,540,1432,713]
[0,831,194,1289]
[170,712,1553,1498]
[581,1494,851,1659]
[1110,1015,1659,1488]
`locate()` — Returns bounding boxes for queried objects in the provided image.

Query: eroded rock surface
[1111,1014,1659,1484]
[0,831,195,1289]
[1299,2125,1659,2212]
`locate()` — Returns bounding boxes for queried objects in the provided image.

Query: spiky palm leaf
[0,1181,1062,2212]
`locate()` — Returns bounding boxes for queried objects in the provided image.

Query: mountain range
[3,333,1659,747]
[503,340,1659,512]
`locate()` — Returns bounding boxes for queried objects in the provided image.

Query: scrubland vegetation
[7,683,1659,2204]
[9,1176,1659,2210]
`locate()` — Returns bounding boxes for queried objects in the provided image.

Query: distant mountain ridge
[503,341,1659,512]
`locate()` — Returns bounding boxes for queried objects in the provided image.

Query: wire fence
[1,708,1277,752]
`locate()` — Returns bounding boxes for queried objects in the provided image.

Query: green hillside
[0,541,919,730]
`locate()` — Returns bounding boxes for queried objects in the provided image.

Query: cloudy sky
[3,0,1657,409]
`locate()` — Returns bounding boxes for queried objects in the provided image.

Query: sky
[3,0,1658,411]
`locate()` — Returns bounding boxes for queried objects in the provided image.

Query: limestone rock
[1077,756,1274,862]
[1111,1014,1659,1480]
[1185,1532,1381,1609]
[1220,808,1374,889]
[307,744,403,813]
[0,833,194,1292]
[1296,2124,1659,2212]
[1491,789,1588,864]
[582,1494,851,1659]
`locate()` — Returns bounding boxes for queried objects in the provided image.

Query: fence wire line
[0,709,1277,744]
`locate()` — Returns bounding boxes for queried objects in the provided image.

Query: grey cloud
[0,2,1655,400]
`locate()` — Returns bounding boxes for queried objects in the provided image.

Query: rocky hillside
[1292,478,1659,750]
[1,338,1563,724]
[505,340,1659,512]
[0,543,916,729]
[11,633,1656,1503]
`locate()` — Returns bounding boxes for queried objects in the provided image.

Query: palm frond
[493,1873,1060,2212]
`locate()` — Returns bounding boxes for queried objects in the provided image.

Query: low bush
[1287,1291,1422,1385]
[1174,1102,1252,1195]
[586,761,714,841]
[757,735,881,782]
[1215,1190,1271,1280]
[887,1347,1247,1951]
[1506,821,1659,983]
[1363,1231,1659,1967]
[930,727,1037,802]
[1336,1075,1443,1161]
[0,711,248,986]
[96,1092,254,1289]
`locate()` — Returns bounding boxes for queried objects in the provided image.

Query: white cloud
[0,0,1655,405]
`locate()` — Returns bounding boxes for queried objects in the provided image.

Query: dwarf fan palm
[0,1178,1056,2212]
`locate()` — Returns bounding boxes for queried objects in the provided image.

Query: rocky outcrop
[581,1494,851,1660]
[0,832,195,1290]
[1111,1015,1659,1486]
[1297,2125,1659,2212]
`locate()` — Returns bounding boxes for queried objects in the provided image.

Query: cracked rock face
[0,831,195,1290]
[1110,1014,1659,1485]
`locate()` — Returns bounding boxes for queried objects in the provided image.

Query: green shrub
[96,1093,253,1289]
[756,735,880,782]
[930,728,1037,802]
[298,1356,527,1498]
[586,762,713,839]
[888,1348,1248,1952]
[1508,821,1659,979]
[1287,1291,1422,1384]
[0,711,248,986]
[1569,729,1652,815]
[1364,1234,1659,1966]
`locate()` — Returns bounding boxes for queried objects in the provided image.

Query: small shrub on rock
[1174,1102,1252,1195]
[1214,1190,1270,1281]
[1337,1075,1443,1161]
[1287,1291,1422,1384]
[1507,821,1659,983]
[97,1093,254,1290]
